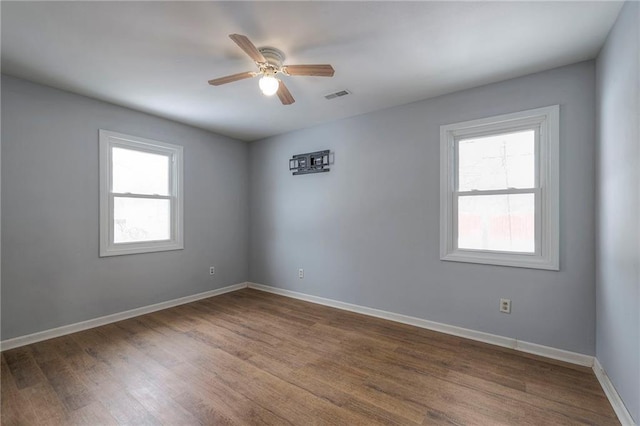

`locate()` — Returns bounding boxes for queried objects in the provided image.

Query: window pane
[458,130,535,191]
[112,147,170,195]
[114,197,170,243]
[458,193,535,253]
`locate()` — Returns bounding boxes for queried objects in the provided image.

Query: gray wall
[1,75,249,340]
[249,61,597,355]
[596,2,639,421]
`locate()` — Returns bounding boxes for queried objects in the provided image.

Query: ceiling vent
[324,90,351,100]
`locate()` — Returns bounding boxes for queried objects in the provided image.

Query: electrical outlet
[209,266,215,276]
[500,298,511,314]
[298,268,304,279]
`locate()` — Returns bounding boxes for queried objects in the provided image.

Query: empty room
[1,1,638,425]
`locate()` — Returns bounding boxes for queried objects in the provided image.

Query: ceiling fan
[208,34,335,105]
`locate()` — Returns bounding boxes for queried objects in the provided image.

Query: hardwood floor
[2,288,619,425]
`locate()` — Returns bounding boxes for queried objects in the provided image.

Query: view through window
[99,130,183,256]
[457,130,536,253]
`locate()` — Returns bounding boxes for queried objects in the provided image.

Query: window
[99,130,183,256]
[440,106,559,270]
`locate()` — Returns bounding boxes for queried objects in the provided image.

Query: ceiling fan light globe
[259,75,279,96]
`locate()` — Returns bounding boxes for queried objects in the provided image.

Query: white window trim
[99,130,184,257]
[439,105,559,270]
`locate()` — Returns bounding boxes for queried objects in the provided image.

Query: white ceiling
[1,1,623,141]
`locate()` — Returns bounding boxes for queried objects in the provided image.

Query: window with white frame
[99,130,183,257]
[440,105,559,270]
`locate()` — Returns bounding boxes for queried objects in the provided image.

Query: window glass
[458,193,535,253]
[112,147,170,195]
[458,130,535,191]
[113,197,171,243]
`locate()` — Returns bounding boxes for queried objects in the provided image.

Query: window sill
[99,241,184,257]
[441,250,559,271]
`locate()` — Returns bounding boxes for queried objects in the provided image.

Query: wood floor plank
[94,314,289,425]
[65,401,119,426]
[1,354,40,425]
[29,340,96,412]
[172,361,291,425]
[299,360,427,424]
[20,381,69,425]
[68,330,165,425]
[128,386,202,425]
[2,347,45,389]
[1,288,620,425]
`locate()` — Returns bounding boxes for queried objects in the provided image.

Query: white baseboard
[0,282,249,351]
[4,280,630,424]
[3,280,596,369]
[247,282,594,367]
[593,358,637,426]
[514,340,596,367]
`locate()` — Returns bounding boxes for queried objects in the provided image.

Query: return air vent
[324,90,351,100]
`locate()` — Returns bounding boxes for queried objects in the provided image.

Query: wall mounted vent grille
[324,90,351,100]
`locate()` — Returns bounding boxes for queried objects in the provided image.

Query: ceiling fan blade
[229,34,266,63]
[282,64,335,77]
[277,80,295,105]
[208,71,256,86]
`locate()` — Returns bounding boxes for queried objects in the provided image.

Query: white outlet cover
[500,298,511,313]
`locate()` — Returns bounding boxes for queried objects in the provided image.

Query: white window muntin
[99,130,184,257]
[440,105,559,270]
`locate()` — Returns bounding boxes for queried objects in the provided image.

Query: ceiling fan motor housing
[258,47,285,69]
